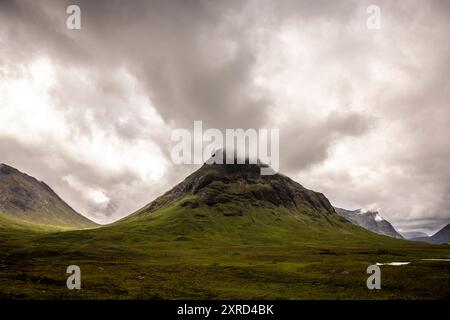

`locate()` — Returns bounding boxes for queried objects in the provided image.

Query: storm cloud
[0,0,449,233]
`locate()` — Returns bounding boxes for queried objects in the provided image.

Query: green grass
[0,214,81,233]
[0,201,449,300]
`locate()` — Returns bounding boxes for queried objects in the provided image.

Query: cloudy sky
[0,0,449,234]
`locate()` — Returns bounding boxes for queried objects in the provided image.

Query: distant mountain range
[411,224,450,244]
[401,231,429,239]
[334,207,403,239]
[0,163,96,229]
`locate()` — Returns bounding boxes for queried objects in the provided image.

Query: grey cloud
[281,111,371,172]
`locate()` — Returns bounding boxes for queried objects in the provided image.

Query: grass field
[1,202,449,300]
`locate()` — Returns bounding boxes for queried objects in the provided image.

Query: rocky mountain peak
[134,159,336,218]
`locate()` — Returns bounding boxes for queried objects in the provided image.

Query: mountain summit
[0,163,96,229]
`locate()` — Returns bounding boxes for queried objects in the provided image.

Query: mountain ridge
[334,207,403,239]
[0,163,97,229]
[412,223,450,244]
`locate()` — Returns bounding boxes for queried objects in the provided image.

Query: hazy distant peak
[334,207,402,239]
[411,223,450,244]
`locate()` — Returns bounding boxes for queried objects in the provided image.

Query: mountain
[412,224,450,244]
[334,207,403,239]
[0,163,96,229]
[126,160,337,220]
[132,161,335,217]
[115,158,371,244]
[401,231,429,239]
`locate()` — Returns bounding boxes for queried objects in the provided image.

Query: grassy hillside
[0,214,72,233]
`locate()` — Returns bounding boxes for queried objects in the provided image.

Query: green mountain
[115,161,362,243]
[0,163,96,229]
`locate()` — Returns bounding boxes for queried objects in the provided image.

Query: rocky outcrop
[137,161,336,218]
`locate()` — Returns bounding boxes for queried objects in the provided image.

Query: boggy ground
[0,206,449,300]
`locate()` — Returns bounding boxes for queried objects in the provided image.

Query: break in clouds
[0,0,449,233]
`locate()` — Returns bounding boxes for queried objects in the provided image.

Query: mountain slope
[0,163,96,229]
[412,224,450,244]
[334,207,403,239]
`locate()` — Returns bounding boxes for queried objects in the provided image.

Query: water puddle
[376,262,411,266]
[421,258,450,262]
[375,259,450,266]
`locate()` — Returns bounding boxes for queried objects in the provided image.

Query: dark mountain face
[412,224,450,244]
[0,163,96,228]
[131,161,336,219]
[334,207,403,239]
[431,224,450,244]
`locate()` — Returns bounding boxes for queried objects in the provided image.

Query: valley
[1,220,449,299]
